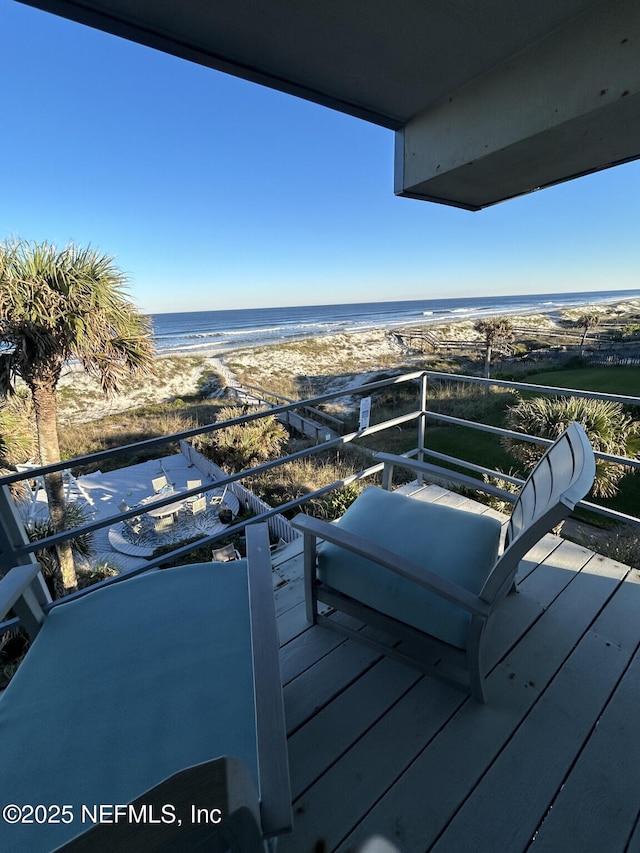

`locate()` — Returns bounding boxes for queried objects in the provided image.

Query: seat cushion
[0,561,257,852]
[318,486,502,649]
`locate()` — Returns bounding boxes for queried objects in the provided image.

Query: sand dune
[55,299,640,422]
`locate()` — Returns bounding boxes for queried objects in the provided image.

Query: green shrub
[504,396,640,499]
[77,559,119,589]
[247,446,374,515]
[480,470,521,515]
[151,509,259,566]
[306,482,362,520]
[152,534,210,566]
[25,501,95,598]
[195,406,288,473]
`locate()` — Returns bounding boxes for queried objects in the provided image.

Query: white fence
[179,441,299,543]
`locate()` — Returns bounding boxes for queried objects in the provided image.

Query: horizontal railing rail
[3,409,422,560]
[2,367,640,636]
[421,370,640,407]
[423,410,640,471]
[0,370,425,487]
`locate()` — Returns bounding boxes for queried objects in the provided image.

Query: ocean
[149,289,640,356]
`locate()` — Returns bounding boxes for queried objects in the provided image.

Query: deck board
[527,571,640,853]
[272,488,640,852]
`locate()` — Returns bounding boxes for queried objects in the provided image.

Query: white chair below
[151,475,173,494]
[154,515,175,534]
[210,485,228,505]
[187,496,207,516]
[212,543,241,562]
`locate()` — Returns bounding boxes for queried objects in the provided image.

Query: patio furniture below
[0,523,292,851]
[153,514,175,534]
[183,479,203,510]
[118,502,143,535]
[212,543,242,562]
[292,422,596,703]
[210,484,228,505]
[151,474,172,493]
[186,495,208,516]
[139,493,185,520]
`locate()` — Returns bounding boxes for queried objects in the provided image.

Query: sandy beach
[55,298,640,422]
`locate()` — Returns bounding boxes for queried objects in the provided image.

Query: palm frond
[0,239,155,393]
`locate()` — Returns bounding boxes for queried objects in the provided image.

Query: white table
[139,492,185,519]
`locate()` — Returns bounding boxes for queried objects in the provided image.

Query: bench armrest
[245,523,292,837]
[0,563,47,639]
[375,452,519,502]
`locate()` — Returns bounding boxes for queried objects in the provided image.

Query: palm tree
[0,392,37,503]
[504,395,640,498]
[0,391,36,469]
[473,318,514,392]
[575,311,601,355]
[0,239,154,590]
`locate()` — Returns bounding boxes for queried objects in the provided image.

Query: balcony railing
[1,370,639,636]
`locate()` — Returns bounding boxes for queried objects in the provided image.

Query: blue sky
[2,0,639,314]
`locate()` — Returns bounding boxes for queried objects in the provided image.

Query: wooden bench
[0,523,291,852]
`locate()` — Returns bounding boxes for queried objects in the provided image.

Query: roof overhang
[16,0,640,209]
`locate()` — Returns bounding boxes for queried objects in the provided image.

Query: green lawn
[366,367,640,524]
[525,366,640,397]
[422,425,519,479]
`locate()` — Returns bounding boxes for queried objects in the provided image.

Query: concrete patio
[17,452,239,573]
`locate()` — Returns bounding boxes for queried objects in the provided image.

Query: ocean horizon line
[147,288,640,358]
[146,287,640,318]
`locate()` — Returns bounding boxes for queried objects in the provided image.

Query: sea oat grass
[58,402,226,472]
[246,445,376,518]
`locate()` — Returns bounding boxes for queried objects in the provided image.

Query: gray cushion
[318,486,502,649]
[0,561,257,852]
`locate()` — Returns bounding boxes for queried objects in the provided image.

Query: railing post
[0,483,51,632]
[0,486,39,574]
[417,373,428,484]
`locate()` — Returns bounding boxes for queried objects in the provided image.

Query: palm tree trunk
[30,382,77,592]
[580,327,588,356]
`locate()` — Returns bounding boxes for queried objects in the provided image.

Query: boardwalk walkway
[271,482,640,853]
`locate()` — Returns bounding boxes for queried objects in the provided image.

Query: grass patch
[59,399,228,473]
[525,366,640,397]
[423,425,518,478]
[246,445,376,519]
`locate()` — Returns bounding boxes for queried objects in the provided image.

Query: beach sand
[55,299,640,422]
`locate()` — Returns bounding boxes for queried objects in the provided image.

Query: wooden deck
[270,482,640,853]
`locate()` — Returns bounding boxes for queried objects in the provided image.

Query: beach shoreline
[56,297,640,422]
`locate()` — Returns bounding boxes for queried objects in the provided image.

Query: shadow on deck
[271,483,640,853]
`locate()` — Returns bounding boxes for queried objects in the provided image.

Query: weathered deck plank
[286,656,423,798]
[527,570,640,853]
[334,543,615,852]
[280,678,464,853]
[431,605,633,851]
[275,489,640,853]
[283,634,382,734]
